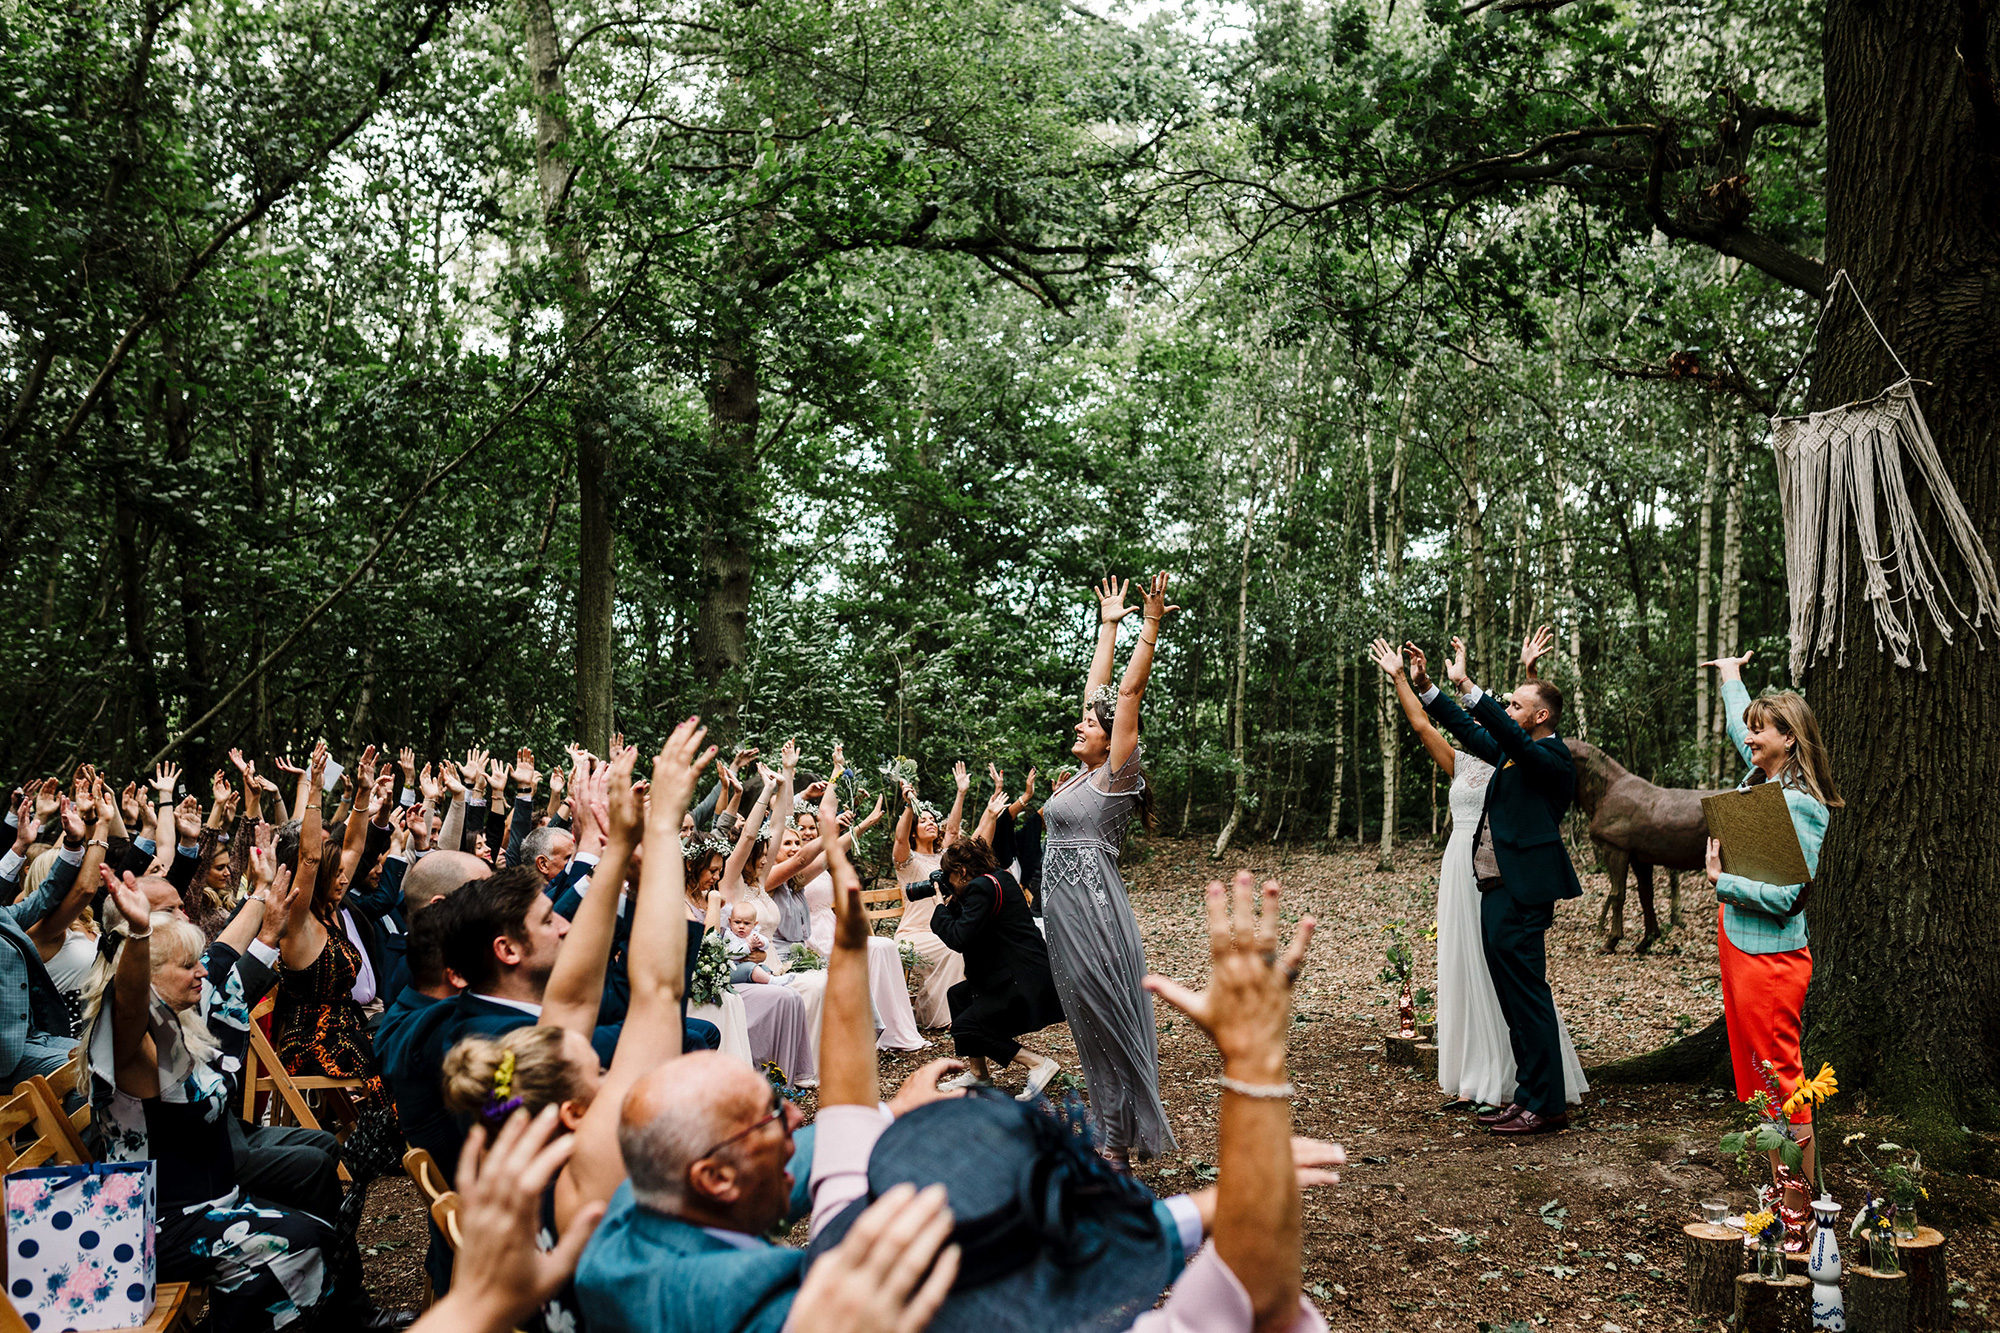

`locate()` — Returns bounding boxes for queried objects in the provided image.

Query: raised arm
[720,765,777,901]
[1519,625,1554,684]
[561,720,714,1226]
[1407,642,1504,767]
[942,763,970,848]
[1143,872,1330,1333]
[891,780,917,867]
[1085,576,1133,704]
[818,777,878,1110]
[757,741,798,891]
[1701,649,1757,767]
[973,784,1008,847]
[1370,639,1455,778]
[104,872,162,1099]
[1107,572,1177,774]
[540,750,641,1038]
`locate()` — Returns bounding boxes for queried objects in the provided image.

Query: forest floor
[355,835,2000,1330]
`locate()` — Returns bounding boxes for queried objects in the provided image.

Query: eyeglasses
[698,1086,787,1161]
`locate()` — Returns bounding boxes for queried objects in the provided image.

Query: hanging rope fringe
[1769,271,2000,679]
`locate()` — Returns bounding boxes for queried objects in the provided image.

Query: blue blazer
[1423,687,1583,905]
[576,1182,803,1333]
[0,854,82,1081]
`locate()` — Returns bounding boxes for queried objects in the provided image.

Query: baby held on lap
[726,903,774,984]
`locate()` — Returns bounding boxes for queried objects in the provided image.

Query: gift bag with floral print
[5,1161,156,1330]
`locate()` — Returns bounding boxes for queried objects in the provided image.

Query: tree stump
[1383,1034,1421,1066]
[1734,1272,1811,1333]
[1683,1223,1746,1316]
[1847,1267,1909,1333]
[1895,1228,1947,1330]
[1413,1042,1438,1078]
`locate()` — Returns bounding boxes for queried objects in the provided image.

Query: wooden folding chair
[14,1051,89,1167]
[861,885,905,933]
[430,1190,464,1252]
[241,1000,362,1183]
[404,1146,450,1205]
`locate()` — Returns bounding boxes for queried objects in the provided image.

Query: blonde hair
[442,1026,590,1122]
[1744,691,1845,808]
[77,911,221,1067]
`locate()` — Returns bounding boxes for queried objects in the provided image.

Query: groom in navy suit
[1410,637,1582,1135]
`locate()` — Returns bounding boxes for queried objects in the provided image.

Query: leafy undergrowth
[356,836,2000,1329]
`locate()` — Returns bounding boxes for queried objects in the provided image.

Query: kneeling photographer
[907,838,1066,1099]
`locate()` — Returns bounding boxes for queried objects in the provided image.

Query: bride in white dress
[1371,636,1588,1108]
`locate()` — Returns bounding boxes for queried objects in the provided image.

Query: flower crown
[680,831,733,862]
[482,1050,523,1122]
[1087,683,1120,716]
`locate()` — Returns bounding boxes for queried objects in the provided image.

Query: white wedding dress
[1435,754,1590,1107]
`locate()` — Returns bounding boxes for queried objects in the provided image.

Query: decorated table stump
[1683,1222,1747,1315]
[1894,1228,1947,1330]
[1736,1271,1813,1333]
[1846,1266,1910,1333]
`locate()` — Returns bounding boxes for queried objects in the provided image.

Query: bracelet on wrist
[1215,1075,1295,1100]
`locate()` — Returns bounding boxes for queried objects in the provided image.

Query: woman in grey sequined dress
[1041,572,1178,1163]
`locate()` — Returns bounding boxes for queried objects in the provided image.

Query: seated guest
[0,793,102,1085]
[383,858,624,1181]
[723,902,774,984]
[439,729,703,1333]
[274,747,390,1112]
[84,869,411,1330]
[908,836,1063,1098]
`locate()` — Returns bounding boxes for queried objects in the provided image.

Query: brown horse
[1566,739,1722,954]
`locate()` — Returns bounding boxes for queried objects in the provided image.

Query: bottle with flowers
[1848,1193,1899,1275]
[1744,1207,1789,1280]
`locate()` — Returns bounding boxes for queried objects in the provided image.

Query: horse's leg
[1599,841,1628,953]
[1635,861,1661,954]
[1667,869,1683,930]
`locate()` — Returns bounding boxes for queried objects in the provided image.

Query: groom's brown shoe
[1477,1103,1525,1127]
[1490,1110,1570,1136]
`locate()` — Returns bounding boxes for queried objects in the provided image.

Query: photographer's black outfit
[910,868,1064,1064]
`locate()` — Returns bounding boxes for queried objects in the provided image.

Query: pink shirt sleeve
[1127,1243,1329,1333]
[807,1104,891,1240]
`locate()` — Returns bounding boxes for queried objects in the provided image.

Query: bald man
[576,1054,814,1333]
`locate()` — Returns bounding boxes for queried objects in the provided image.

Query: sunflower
[1798,1062,1839,1104]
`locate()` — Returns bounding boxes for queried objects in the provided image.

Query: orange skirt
[1717,906,1813,1125]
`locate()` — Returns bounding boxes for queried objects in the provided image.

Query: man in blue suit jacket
[1413,638,1582,1135]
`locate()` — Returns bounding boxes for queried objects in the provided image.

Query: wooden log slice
[1734,1272,1811,1333]
[1895,1228,1946,1330]
[1847,1266,1910,1333]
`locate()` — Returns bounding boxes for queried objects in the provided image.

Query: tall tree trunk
[1694,408,1719,778]
[113,480,167,764]
[1325,654,1346,841]
[1805,0,2000,1137]
[1213,438,1261,860]
[522,0,615,751]
[693,330,759,724]
[1375,371,1414,870]
[1714,422,1744,785]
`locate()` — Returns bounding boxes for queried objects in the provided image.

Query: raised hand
[354,744,379,792]
[1143,870,1315,1073]
[103,868,152,932]
[603,747,644,845]
[1699,648,1755,681]
[547,765,565,800]
[438,759,465,798]
[398,746,418,783]
[486,757,510,798]
[228,747,253,778]
[1094,575,1134,626]
[212,768,233,807]
[1445,636,1470,690]
[1401,642,1432,694]
[272,753,303,778]
[787,1183,959,1333]
[436,1108,606,1333]
[419,763,441,803]
[780,737,799,777]
[952,761,970,794]
[367,772,395,821]
[985,787,1009,816]
[650,718,717,828]
[987,762,1003,793]
[1141,570,1180,625]
[1519,625,1555,680]
[255,863,303,946]
[755,761,777,789]
[173,796,201,844]
[511,748,539,792]
[728,746,758,773]
[152,761,180,801]
[59,796,85,844]
[1368,637,1405,677]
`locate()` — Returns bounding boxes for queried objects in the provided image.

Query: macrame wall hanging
[1767,270,2000,679]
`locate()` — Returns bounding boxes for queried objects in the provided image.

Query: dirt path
[360,836,2000,1330]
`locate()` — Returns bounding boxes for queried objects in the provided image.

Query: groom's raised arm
[1419,687,1505,766]
[1465,688,1573,791]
